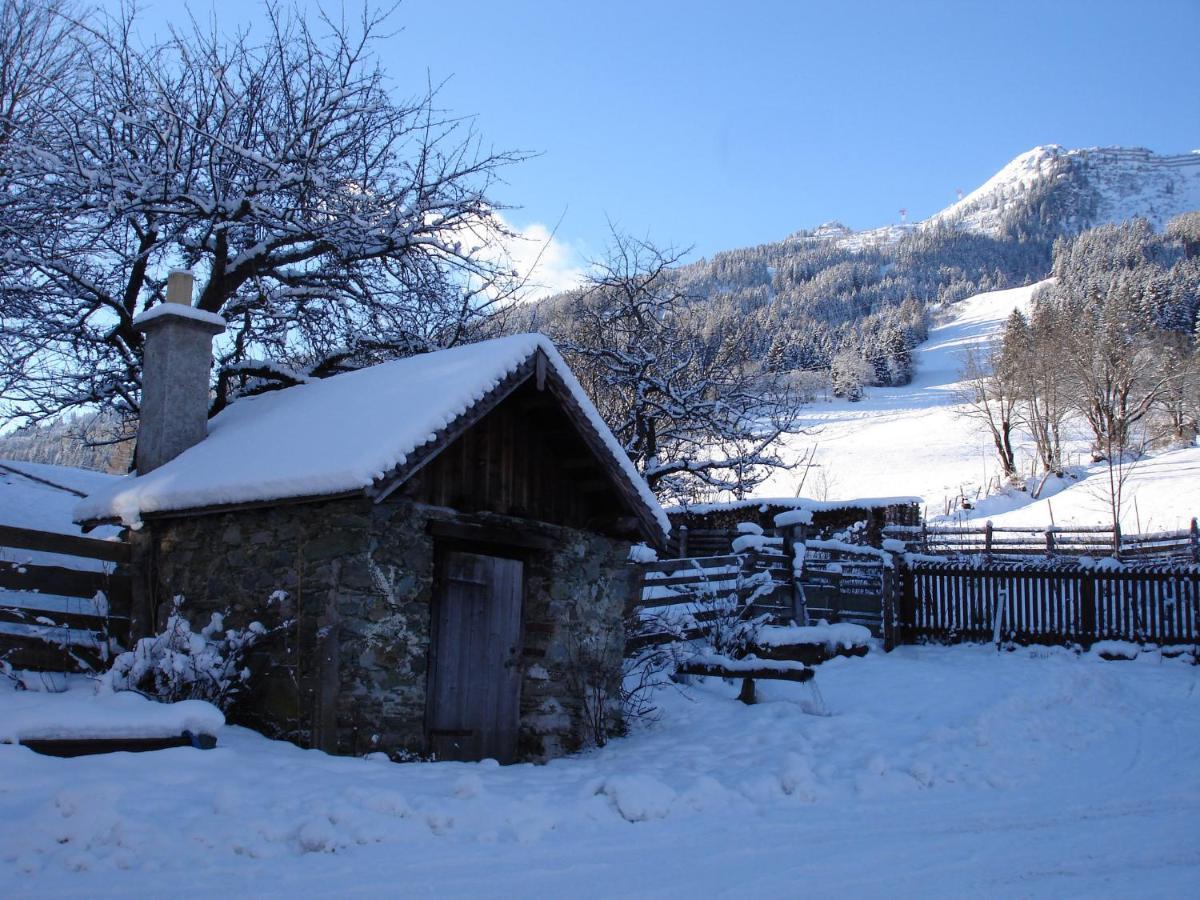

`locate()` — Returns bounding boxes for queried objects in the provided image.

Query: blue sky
[129,0,1199,284]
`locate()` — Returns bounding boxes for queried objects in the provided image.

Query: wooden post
[126,527,156,642]
[1044,528,1055,557]
[1112,523,1122,560]
[1080,572,1096,647]
[984,520,994,561]
[881,568,896,651]
[737,678,757,704]
[678,524,689,559]
[790,526,809,625]
[897,558,916,645]
[829,554,843,623]
[1190,517,1199,564]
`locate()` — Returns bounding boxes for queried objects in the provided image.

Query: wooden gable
[398,377,644,540]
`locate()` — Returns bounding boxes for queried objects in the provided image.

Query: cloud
[496,217,588,299]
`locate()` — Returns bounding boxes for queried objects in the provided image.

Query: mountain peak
[925,145,1200,238]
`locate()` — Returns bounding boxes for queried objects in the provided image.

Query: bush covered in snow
[99,596,286,710]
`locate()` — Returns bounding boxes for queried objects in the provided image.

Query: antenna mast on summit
[898,208,908,223]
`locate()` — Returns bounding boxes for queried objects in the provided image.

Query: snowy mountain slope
[757,282,1200,530]
[925,145,1200,238]
[776,146,1200,253]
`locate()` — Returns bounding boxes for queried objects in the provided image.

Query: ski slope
[759,282,1200,530]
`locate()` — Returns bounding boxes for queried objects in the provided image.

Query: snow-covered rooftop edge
[666,496,923,516]
[75,333,670,538]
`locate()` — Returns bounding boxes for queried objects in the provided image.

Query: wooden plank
[0,616,105,645]
[0,589,125,622]
[427,519,555,552]
[676,661,814,683]
[0,524,129,564]
[641,571,743,590]
[0,563,130,605]
[20,733,216,757]
[637,555,742,574]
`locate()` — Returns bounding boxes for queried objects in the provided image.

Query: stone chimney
[133,271,226,474]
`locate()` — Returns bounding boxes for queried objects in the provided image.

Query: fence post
[1045,528,1055,557]
[984,520,994,561]
[829,553,843,623]
[1112,523,1122,560]
[678,524,689,559]
[1080,572,1096,647]
[1190,517,1199,564]
[881,568,896,651]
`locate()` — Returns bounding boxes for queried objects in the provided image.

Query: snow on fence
[0,524,132,671]
[799,544,894,639]
[896,519,1200,563]
[900,562,1200,648]
[625,550,793,651]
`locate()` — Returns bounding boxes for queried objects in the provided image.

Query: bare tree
[548,230,803,503]
[958,340,1021,482]
[1054,278,1172,462]
[1156,332,1200,446]
[1005,301,1069,477]
[0,3,527,432]
[0,0,77,162]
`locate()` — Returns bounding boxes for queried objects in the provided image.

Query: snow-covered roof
[75,334,669,540]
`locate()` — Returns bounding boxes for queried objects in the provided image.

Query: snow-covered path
[3,646,1197,897]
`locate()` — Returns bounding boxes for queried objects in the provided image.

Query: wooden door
[428,550,524,763]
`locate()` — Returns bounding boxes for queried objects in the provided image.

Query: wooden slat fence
[901,562,1200,648]
[799,544,895,639]
[663,525,739,559]
[0,525,132,671]
[626,550,793,651]
[892,518,1200,563]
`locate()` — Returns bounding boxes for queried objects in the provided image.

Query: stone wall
[148,496,376,750]
[148,494,634,762]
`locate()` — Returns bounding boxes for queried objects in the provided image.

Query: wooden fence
[0,524,132,671]
[900,561,1199,648]
[626,550,792,651]
[799,543,894,637]
[663,525,739,559]
[893,519,1200,563]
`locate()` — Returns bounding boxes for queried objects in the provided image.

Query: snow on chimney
[132,271,227,475]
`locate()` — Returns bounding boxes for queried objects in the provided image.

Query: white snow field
[2,647,1197,897]
[758,282,1200,531]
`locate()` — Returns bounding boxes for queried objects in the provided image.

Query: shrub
[100,596,286,710]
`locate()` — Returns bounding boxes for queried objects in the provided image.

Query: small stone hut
[78,276,668,763]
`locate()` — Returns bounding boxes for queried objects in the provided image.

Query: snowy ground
[2,646,1197,897]
[759,283,1200,531]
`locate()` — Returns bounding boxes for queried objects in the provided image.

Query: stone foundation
[148,494,633,761]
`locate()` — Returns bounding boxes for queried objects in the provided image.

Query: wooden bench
[676,656,814,704]
[17,730,218,757]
